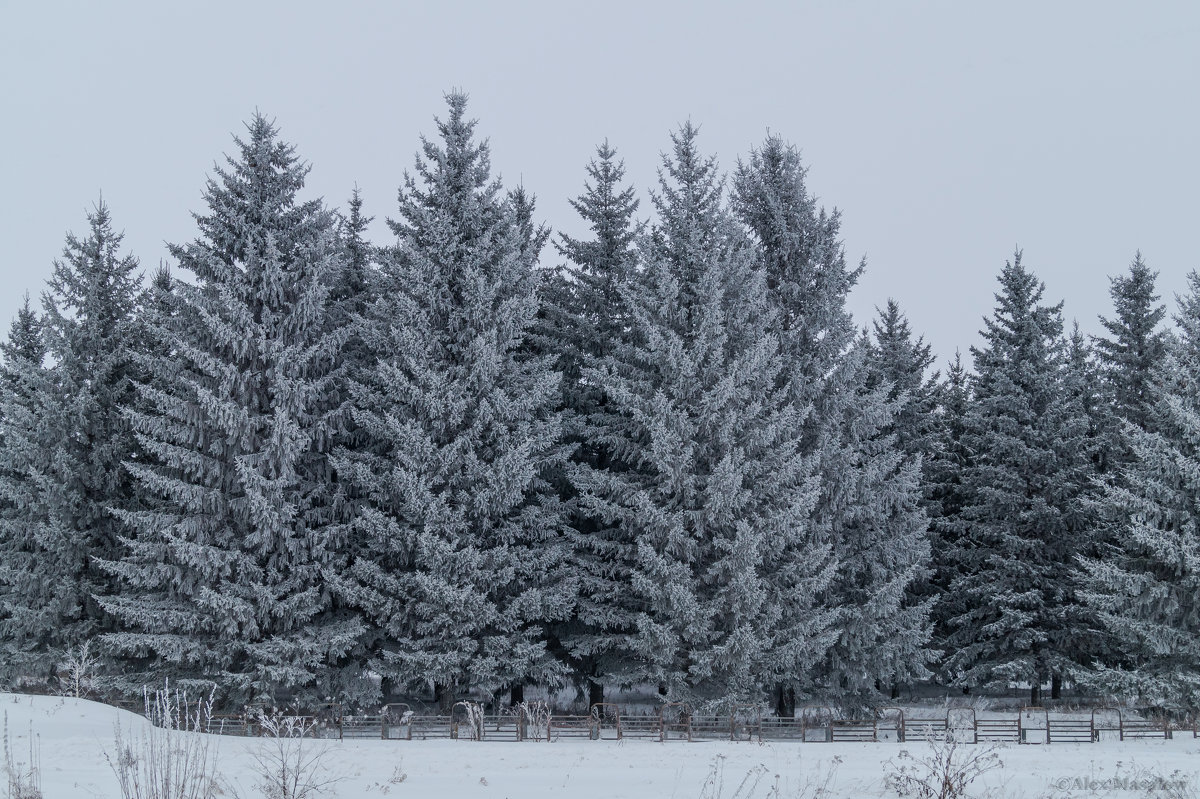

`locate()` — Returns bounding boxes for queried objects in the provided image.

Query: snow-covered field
[3,693,1198,798]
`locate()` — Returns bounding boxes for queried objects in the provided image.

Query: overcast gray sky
[1,1,1196,365]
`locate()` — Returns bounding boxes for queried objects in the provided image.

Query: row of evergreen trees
[0,94,1195,713]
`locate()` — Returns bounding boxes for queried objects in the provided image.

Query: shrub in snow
[104,681,221,799]
[241,710,341,799]
[2,712,40,799]
[885,733,1003,799]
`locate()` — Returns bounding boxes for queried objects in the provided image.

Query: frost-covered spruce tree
[944,252,1098,703]
[864,300,943,682]
[328,94,569,710]
[98,116,361,705]
[571,124,834,709]
[926,352,973,663]
[1080,257,1170,677]
[0,205,142,685]
[1080,271,1200,712]
[0,297,54,683]
[531,142,645,707]
[733,136,931,706]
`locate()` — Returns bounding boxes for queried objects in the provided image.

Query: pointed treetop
[43,199,140,339]
[975,249,1064,362]
[2,294,44,366]
[186,112,319,273]
[653,121,723,233]
[392,92,501,248]
[733,135,819,258]
[556,140,642,275]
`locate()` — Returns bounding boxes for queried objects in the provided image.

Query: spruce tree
[926,352,972,662]
[0,297,53,683]
[0,204,142,685]
[944,252,1098,702]
[1080,271,1200,712]
[328,94,569,709]
[733,136,931,705]
[99,116,361,704]
[571,124,835,708]
[534,142,644,707]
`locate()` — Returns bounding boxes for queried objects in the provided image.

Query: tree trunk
[588,679,604,711]
[509,683,524,707]
[774,683,796,718]
[962,685,971,695]
[890,683,900,700]
[434,683,454,714]
[1051,674,1062,700]
[1030,683,1041,706]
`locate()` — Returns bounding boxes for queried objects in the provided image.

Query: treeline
[0,94,1196,714]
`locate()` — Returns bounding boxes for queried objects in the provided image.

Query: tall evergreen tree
[533,142,645,707]
[99,116,360,704]
[571,124,836,708]
[0,204,142,684]
[944,252,1098,702]
[0,297,52,683]
[1080,271,1200,712]
[926,352,972,661]
[733,136,931,705]
[328,94,570,709]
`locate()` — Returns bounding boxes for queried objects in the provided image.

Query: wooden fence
[189,702,1187,744]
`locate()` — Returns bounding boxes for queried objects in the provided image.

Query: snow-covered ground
[2,693,1198,798]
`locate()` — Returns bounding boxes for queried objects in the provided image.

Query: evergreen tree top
[1175,270,1200,360]
[869,298,937,395]
[555,140,642,275]
[1094,252,1168,427]
[972,250,1064,384]
[731,135,860,289]
[390,91,503,251]
[731,134,860,377]
[43,200,140,343]
[1,295,43,367]
[185,113,322,275]
[339,186,374,263]
[509,184,550,264]
[1098,252,1166,348]
[650,123,725,277]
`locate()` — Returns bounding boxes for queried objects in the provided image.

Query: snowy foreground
[3,694,1199,798]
